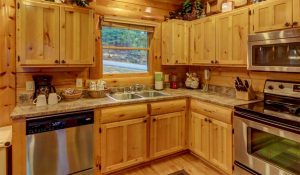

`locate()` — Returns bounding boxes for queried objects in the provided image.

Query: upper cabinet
[216,8,249,65]
[293,0,300,28]
[17,0,95,67]
[162,20,189,65]
[190,17,216,64]
[60,7,94,65]
[252,0,294,32]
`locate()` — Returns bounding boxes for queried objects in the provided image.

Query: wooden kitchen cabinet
[150,111,186,158]
[100,117,147,173]
[209,118,233,175]
[252,0,293,32]
[17,1,94,67]
[190,99,233,175]
[190,112,209,160]
[162,20,189,65]
[190,17,216,64]
[17,1,60,65]
[293,0,300,28]
[216,8,249,65]
[60,7,94,65]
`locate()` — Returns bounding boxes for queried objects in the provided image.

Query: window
[102,26,150,74]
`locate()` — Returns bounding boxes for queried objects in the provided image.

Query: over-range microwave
[248,28,300,72]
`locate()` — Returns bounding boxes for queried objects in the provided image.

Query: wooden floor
[112,154,223,175]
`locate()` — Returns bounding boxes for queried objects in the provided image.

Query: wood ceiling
[91,0,184,21]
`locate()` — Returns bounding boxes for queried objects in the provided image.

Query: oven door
[248,38,300,72]
[234,115,300,175]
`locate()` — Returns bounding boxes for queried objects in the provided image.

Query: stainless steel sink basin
[136,91,167,98]
[108,93,143,101]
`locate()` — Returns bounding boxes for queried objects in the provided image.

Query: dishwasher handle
[26,110,94,135]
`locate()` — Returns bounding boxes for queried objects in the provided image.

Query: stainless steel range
[234,80,300,175]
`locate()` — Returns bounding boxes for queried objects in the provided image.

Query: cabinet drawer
[190,99,232,124]
[100,104,148,124]
[150,99,186,116]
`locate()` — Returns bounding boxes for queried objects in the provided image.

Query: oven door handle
[234,111,300,134]
[234,161,261,175]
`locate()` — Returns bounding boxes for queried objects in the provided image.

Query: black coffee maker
[33,75,56,99]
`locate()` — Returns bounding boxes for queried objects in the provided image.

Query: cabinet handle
[293,21,298,27]
[285,22,291,27]
[61,60,66,64]
[204,109,214,113]
[211,60,214,64]
[175,60,178,64]
[204,118,208,122]
[153,118,156,122]
[215,60,219,64]
[208,119,212,123]
[55,60,59,64]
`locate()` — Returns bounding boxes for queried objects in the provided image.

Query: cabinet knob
[204,118,208,122]
[175,60,178,64]
[215,60,219,64]
[55,60,59,64]
[211,60,214,64]
[293,21,298,27]
[209,119,212,123]
[61,60,66,64]
[285,22,291,27]
[153,118,156,122]
[144,119,147,123]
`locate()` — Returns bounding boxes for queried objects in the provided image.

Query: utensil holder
[236,89,256,101]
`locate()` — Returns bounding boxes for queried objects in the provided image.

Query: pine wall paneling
[0,0,16,126]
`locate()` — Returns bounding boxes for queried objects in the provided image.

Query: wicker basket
[62,90,82,100]
[88,89,110,98]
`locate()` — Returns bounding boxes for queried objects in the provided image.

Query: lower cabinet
[150,111,186,158]
[190,100,233,175]
[100,117,147,173]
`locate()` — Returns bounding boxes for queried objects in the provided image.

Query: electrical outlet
[76,78,83,88]
[26,81,34,91]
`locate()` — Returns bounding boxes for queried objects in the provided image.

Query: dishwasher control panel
[26,110,94,135]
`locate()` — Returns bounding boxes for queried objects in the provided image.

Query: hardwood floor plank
[111,154,222,175]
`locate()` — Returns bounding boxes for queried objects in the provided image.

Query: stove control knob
[268,85,274,90]
[279,84,284,89]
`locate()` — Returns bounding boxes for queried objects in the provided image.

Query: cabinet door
[161,20,189,65]
[162,21,172,65]
[101,117,147,173]
[18,1,60,65]
[60,7,94,65]
[216,8,248,65]
[190,17,216,64]
[190,112,209,160]
[253,0,293,32]
[209,118,233,175]
[173,20,189,64]
[151,111,185,158]
[294,0,300,28]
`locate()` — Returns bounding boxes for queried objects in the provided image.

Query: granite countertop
[11,88,261,119]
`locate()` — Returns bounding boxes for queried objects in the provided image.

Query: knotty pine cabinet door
[189,112,209,160]
[60,7,94,65]
[162,20,189,65]
[100,117,147,173]
[216,8,248,65]
[293,0,300,28]
[190,17,216,64]
[150,111,185,158]
[253,0,293,32]
[18,1,60,65]
[209,118,233,175]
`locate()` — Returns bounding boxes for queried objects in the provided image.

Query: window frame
[101,23,154,78]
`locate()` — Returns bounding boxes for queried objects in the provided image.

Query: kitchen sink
[136,91,167,98]
[108,93,143,101]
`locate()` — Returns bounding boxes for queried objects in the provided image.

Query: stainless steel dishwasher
[26,110,94,175]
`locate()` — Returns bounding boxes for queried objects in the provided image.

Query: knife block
[235,88,256,101]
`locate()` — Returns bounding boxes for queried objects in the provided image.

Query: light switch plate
[76,78,83,88]
[26,81,34,91]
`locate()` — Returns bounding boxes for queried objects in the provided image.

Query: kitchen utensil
[48,93,62,105]
[88,89,110,98]
[244,80,249,89]
[33,95,47,107]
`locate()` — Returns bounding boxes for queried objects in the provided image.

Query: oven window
[252,42,300,66]
[247,128,300,174]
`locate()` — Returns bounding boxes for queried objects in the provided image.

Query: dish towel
[0,125,12,148]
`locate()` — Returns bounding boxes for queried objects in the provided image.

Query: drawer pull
[204,118,208,122]
[204,109,214,113]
